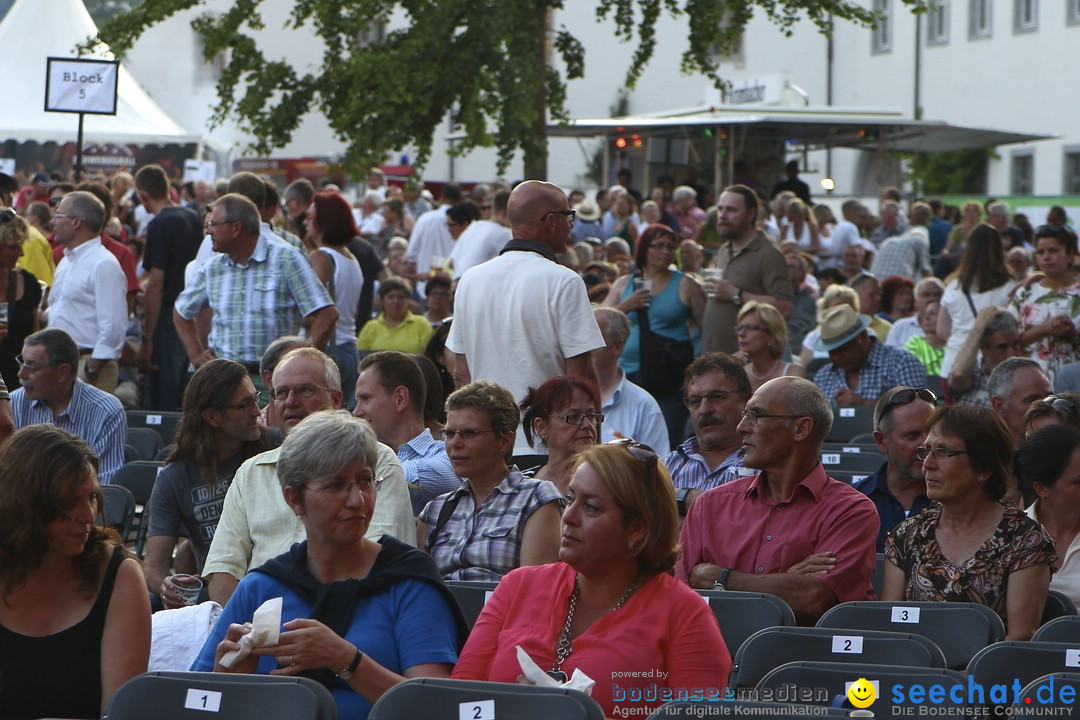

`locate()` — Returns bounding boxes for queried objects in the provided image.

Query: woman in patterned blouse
[881,405,1055,640]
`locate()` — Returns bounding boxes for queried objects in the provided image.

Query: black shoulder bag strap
[425,491,463,553]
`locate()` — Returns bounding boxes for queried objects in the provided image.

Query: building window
[1064,151,1080,194]
[928,0,949,45]
[1011,153,1034,195]
[872,0,892,54]
[970,0,992,38]
[1014,0,1038,32]
[1069,0,1080,25]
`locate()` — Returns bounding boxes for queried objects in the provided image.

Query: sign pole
[76,113,85,182]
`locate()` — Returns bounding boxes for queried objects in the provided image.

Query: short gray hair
[982,311,1020,344]
[594,306,631,346]
[214,193,261,236]
[66,191,105,234]
[783,378,833,445]
[24,327,79,373]
[672,185,697,203]
[362,190,383,207]
[987,201,1010,219]
[274,346,342,394]
[260,336,313,378]
[277,410,379,496]
[988,356,1042,402]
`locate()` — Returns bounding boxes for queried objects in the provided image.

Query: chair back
[1042,589,1079,625]
[816,600,1004,669]
[825,406,875,443]
[110,460,164,558]
[694,590,795,659]
[968,641,1080,711]
[1016,673,1080,710]
[756,661,967,713]
[1033,615,1080,644]
[126,426,164,461]
[648,700,853,719]
[369,677,603,720]
[126,410,183,446]
[104,671,336,720]
[101,484,136,543]
[445,580,498,629]
[729,626,946,689]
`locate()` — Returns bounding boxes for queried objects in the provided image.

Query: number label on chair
[485,590,494,604]
[842,447,861,453]
[146,414,162,425]
[1065,649,1080,668]
[822,454,840,465]
[184,689,222,712]
[460,699,495,720]
[839,408,855,417]
[831,635,864,654]
[891,606,921,623]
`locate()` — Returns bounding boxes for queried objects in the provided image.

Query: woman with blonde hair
[452,439,730,718]
[736,301,804,391]
[779,198,820,256]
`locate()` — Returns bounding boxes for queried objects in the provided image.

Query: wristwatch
[731,290,743,307]
[713,567,732,591]
[338,648,363,680]
[675,487,692,517]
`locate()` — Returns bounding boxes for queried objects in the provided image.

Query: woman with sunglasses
[881,405,1055,641]
[603,223,706,445]
[452,440,730,718]
[0,425,150,719]
[736,301,803,392]
[419,381,563,580]
[520,376,603,495]
[1016,425,1080,606]
[1023,392,1080,436]
[195,411,468,720]
[0,209,42,391]
[1009,224,1080,387]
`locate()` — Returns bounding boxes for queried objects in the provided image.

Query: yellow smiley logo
[847,678,877,708]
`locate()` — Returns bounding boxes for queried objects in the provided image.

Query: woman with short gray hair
[194,410,468,719]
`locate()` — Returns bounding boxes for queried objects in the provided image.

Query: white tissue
[514,645,595,694]
[219,597,283,668]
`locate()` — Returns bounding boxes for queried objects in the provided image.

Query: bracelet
[0,391,9,402]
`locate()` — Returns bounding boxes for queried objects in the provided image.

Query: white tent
[0,0,201,146]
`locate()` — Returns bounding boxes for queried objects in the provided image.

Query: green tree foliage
[90,0,926,179]
[906,148,992,196]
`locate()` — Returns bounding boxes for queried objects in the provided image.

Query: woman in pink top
[452,440,731,717]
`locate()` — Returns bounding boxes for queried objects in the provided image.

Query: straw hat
[574,198,601,222]
[813,305,873,352]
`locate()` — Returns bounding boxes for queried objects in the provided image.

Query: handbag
[636,304,695,395]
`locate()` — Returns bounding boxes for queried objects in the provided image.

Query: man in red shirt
[676,376,879,625]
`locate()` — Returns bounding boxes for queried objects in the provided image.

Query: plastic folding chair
[444,580,498,629]
[104,671,335,720]
[1042,589,1079,625]
[1033,615,1080,643]
[110,460,163,558]
[126,410,183,446]
[825,406,875,443]
[1016,673,1080,710]
[369,677,604,720]
[818,451,884,474]
[102,484,136,542]
[126,426,164,461]
[729,626,946,689]
[968,641,1080,711]
[817,600,1004,669]
[694,590,796,660]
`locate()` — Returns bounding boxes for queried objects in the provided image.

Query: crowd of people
[1,161,1080,719]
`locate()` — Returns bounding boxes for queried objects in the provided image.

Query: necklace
[548,573,639,681]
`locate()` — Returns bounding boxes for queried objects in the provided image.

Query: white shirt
[450,220,511,278]
[447,249,605,454]
[406,205,453,296]
[49,238,127,359]
[886,315,923,348]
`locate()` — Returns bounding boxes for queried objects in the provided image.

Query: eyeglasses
[683,390,736,409]
[48,197,62,207]
[53,212,82,221]
[309,474,383,497]
[268,384,332,401]
[1038,395,1080,421]
[220,392,262,411]
[205,219,234,230]
[554,412,604,426]
[539,209,576,224]
[739,408,803,425]
[915,446,969,461]
[877,387,938,427]
[735,323,766,334]
[1036,224,1070,237]
[15,354,53,372]
[440,427,497,441]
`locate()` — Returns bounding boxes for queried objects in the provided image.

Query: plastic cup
[171,574,204,606]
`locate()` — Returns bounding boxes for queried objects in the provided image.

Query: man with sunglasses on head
[202,347,413,605]
[663,353,755,518]
[677,377,878,625]
[854,386,935,553]
[447,180,604,456]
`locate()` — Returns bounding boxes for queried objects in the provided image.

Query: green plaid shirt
[175,235,333,364]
